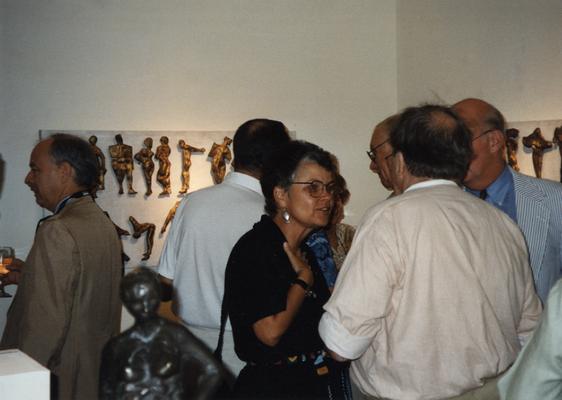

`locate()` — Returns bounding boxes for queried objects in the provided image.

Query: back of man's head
[50,133,99,191]
[391,105,472,183]
[232,119,290,176]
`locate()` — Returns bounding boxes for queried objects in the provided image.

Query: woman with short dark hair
[222,140,349,398]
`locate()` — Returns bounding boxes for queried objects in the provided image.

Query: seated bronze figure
[99,267,225,399]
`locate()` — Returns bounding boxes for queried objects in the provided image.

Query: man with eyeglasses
[453,97,562,303]
[319,104,541,400]
[367,114,400,191]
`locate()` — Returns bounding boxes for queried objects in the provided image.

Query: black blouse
[224,215,330,365]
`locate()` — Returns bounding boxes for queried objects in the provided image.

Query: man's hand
[2,258,24,286]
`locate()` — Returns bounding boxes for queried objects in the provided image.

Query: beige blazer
[1,196,122,400]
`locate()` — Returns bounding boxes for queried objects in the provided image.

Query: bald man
[453,98,562,302]
[368,114,399,191]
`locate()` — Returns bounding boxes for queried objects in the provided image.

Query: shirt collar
[466,166,512,207]
[404,179,458,193]
[223,171,263,195]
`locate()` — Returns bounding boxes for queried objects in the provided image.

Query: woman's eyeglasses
[290,180,338,198]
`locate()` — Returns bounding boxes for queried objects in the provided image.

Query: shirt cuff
[319,312,372,360]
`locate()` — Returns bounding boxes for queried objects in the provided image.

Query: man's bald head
[369,114,399,190]
[452,98,507,190]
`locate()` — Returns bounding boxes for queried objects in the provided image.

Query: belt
[248,349,330,375]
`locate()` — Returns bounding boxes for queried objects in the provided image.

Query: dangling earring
[282,208,291,224]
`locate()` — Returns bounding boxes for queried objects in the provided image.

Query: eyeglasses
[367,139,390,162]
[290,180,338,198]
[471,128,496,142]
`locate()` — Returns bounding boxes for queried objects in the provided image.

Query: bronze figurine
[129,216,156,261]
[553,126,562,183]
[161,200,181,234]
[208,136,232,184]
[134,137,155,196]
[108,134,137,195]
[178,140,205,194]
[505,128,520,172]
[89,135,107,192]
[522,128,553,178]
[104,211,131,264]
[156,136,172,195]
[99,267,224,400]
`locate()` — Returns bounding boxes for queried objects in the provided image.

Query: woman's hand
[283,242,313,286]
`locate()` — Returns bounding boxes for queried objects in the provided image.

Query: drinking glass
[0,247,15,297]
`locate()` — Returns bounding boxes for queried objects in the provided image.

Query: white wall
[397,0,562,121]
[0,0,397,332]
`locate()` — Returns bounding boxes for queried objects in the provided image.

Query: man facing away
[158,119,290,376]
[368,114,400,192]
[1,134,122,400]
[319,105,541,400]
[453,98,562,303]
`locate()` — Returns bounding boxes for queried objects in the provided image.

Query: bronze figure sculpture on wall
[109,134,137,195]
[208,136,232,184]
[505,128,520,172]
[129,216,156,261]
[522,127,553,178]
[99,267,224,400]
[89,135,107,192]
[134,137,155,196]
[178,140,205,194]
[156,136,172,195]
[161,200,181,234]
[553,126,562,183]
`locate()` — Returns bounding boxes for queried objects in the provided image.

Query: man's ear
[58,161,75,184]
[488,130,506,154]
[273,186,288,209]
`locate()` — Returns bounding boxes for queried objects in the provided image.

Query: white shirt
[319,181,541,399]
[158,171,265,330]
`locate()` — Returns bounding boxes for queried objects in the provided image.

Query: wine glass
[0,247,15,298]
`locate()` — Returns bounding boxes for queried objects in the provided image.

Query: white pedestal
[0,349,50,400]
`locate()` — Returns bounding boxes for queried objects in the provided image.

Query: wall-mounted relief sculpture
[208,136,232,184]
[89,135,107,193]
[522,128,553,178]
[553,126,562,183]
[178,140,206,194]
[161,200,181,234]
[505,128,520,172]
[134,137,155,196]
[104,211,131,264]
[109,134,137,195]
[99,267,225,400]
[156,136,172,196]
[129,216,156,261]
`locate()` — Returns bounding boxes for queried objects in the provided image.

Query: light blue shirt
[467,166,517,223]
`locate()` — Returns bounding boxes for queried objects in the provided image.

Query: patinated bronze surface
[156,136,172,195]
[161,200,181,234]
[553,126,562,183]
[178,140,205,194]
[99,267,224,400]
[134,137,155,196]
[109,134,137,195]
[208,136,232,184]
[89,135,107,192]
[505,128,520,172]
[522,128,553,178]
[129,216,156,261]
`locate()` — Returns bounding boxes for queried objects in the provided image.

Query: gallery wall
[397,0,562,121]
[0,0,397,332]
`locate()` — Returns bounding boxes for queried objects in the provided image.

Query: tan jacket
[1,196,122,400]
